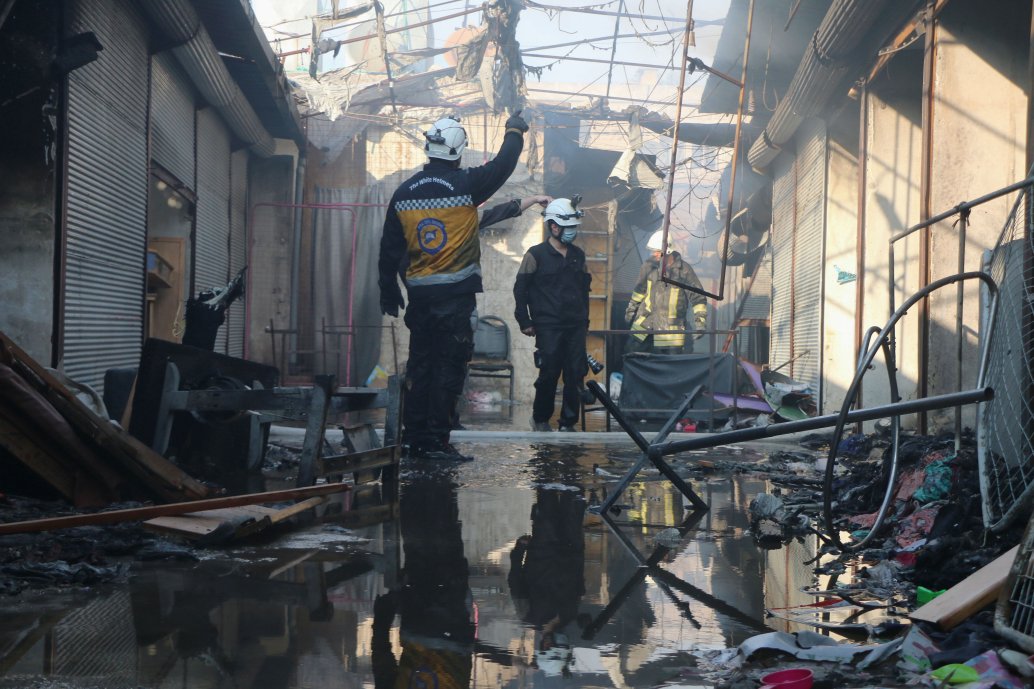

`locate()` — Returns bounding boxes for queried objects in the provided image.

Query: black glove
[380,282,405,317]
[505,110,528,134]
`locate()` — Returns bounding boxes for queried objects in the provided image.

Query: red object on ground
[760,668,813,689]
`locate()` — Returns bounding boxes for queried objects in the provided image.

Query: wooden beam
[909,545,1019,629]
[0,331,210,501]
[0,483,350,535]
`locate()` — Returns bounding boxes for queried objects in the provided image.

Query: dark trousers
[402,294,475,449]
[533,326,587,427]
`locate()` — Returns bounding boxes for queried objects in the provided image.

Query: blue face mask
[560,227,578,244]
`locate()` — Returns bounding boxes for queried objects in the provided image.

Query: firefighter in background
[624,229,706,353]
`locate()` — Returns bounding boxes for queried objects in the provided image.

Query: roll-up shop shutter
[63,0,148,390]
[791,118,827,408]
[227,150,248,358]
[150,52,195,189]
[195,107,231,354]
[769,153,794,375]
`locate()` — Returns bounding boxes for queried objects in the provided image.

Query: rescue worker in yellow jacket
[624,229,706,353]
[379,112,527,461]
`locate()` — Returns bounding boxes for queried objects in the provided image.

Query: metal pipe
[890,177,1034,243]
[854,81,868,420]
[657,0,695,296]
[334,6,483,48]
[661,0,753,302]
[954,210,968,450]
[525,1,724,25]
[525,86,697,109]
[917,0,936,431]
[603,0,625,102]
[653,387,992,458]
[747,0,915,170]
[587,380,709,511]
[140,0,276,156]
[290,151,307,367]
[527,29,673,53]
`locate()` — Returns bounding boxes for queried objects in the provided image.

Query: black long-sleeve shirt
[513,241,591,330]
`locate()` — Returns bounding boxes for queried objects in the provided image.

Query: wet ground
[0,436,842,689]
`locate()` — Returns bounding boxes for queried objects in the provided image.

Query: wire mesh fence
[978,177,1034,532]
[996,515,1034,652]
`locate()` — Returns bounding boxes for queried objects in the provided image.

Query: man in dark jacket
[379,112,527,461]
[513,197,591,432]
[625,229,706,353]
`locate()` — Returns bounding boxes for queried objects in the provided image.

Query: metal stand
[586,380,709,516]
[152,364,402,487]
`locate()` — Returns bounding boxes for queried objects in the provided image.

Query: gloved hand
[692,303,707,331]
[505,110,528,134]
[380,281,405,317]
[624,304,639,326]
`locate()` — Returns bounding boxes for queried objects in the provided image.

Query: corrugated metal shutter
[227,150,248,358]
[63,0,148,390]
[792,118,827,406]
[741,257,772,321]
[195,107,231,354]
[769,153,794,374]
[149,52,195,189]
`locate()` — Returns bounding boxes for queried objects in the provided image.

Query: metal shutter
[792,118,827,407]
[227,149,248,358]
[769,153,794,373]
[195,107,231,354]
[149,52,195,189]
[63,0,148,390]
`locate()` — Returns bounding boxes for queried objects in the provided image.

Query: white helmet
[424,116,467,161]
[542,197,583,227]
[647,230,671,252]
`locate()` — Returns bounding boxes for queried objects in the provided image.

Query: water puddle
[0,440,849,688]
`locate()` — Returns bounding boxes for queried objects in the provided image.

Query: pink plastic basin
[759,668,813,689]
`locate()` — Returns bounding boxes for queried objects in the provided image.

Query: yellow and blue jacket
[379,130,523,303]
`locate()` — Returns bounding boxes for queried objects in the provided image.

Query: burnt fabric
[533,325,588,427]
[402,293,476,449]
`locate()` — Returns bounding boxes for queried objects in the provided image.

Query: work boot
[416,443,474,462]
[558,424,577,432]
[530,420,553,432]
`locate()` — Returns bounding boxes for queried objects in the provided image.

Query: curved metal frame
[823,271,1000,550]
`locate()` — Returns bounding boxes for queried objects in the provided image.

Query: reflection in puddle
[0,441,840,688]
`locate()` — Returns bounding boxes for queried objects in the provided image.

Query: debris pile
[722,429,1034,689]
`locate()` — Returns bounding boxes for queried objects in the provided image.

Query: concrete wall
[822,138,859,414]
[925,0,1029,431]
[246,154,296,368]
[862,58,925,425]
